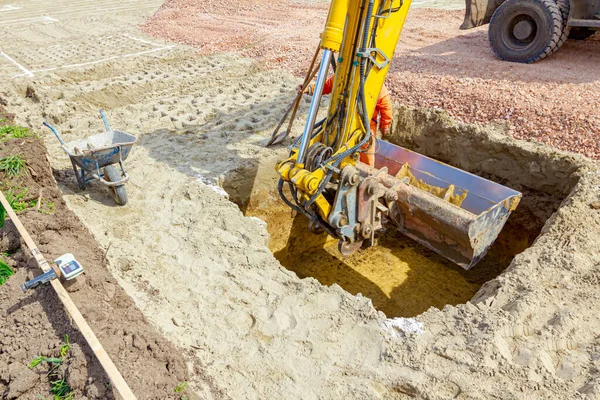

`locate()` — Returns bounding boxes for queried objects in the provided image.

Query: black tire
[554,0,570,51]
[104,165,128,206]
[568,27,597,40]
[488,0,563,63]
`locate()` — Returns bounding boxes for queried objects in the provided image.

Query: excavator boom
[273,0,521,269]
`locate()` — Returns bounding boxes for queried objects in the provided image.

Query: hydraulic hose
[359,0,375,134]
[277,178,338,237]
[305,0,375,209]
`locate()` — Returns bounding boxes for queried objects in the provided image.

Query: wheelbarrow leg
[70,157,86,190]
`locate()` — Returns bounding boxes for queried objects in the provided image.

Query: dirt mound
[0,112,195,399]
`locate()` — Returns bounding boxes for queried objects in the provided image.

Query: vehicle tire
[568,27,597,40]
[488,0,563,63]
[104,165,128,206]
[554,0,570,50]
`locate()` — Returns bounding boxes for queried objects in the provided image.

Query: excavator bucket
[371,141,521,270]
[461,0,502,29]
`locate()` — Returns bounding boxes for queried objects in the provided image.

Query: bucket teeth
[394,163,468,207]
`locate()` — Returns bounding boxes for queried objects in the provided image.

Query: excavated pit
[225,106,580,319]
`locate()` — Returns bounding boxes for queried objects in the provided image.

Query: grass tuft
[29,335,75,399]
[0,188,31,227]
[174,382,188,393]
[0,257,14,286]
[0,124,32,140]
[49,377,74,400]
[0,155,27,178]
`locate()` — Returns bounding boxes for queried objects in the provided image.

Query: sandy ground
[2,0,600,399]
[0,117,192,399]
[144,2,600,159]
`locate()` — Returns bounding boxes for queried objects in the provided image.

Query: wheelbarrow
[43,110,137,206]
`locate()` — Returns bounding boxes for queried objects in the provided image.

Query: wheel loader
[462,0,599,62]
[268,0,521,269]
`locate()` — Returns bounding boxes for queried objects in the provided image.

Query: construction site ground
[1,0,600,399]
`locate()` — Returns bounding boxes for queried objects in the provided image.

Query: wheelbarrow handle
[99,109,111,131]
[43,121,64,145]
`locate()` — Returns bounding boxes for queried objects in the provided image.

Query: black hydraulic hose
[359,0,374,132]
[305,129,371,209]
[278,178,338,237]
[278,177,309,217]
[290,116,327,152]
[331,0,367,151]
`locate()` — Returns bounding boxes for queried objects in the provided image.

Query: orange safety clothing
[309,76,392,166]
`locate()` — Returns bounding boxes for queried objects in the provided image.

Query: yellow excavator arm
[277,0,410,216]
[272,0,522,269]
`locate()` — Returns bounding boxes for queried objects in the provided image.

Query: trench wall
[388,105,589,197]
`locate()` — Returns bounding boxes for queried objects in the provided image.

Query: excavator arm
[276,0,410,221]
[273,0,521,269]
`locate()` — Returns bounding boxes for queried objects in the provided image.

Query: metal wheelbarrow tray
[44,110,137,205]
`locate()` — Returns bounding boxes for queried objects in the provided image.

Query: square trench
[224,105,590,319]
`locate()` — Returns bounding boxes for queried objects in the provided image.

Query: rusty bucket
[367,140,522,270]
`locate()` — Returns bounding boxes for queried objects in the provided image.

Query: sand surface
[2,0,600,399]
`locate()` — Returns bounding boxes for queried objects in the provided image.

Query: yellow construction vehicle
[268,0,521,269]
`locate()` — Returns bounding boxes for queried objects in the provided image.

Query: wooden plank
[0,191,137,400]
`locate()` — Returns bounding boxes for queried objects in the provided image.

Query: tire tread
[488,0,564,63]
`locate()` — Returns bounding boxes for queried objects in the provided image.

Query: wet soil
[241,173,562,318]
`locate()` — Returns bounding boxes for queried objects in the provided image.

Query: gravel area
[143,2,600,158]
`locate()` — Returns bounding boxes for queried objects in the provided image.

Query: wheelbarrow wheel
[104,165,128,206]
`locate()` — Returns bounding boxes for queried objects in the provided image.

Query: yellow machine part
[276,0,412,221]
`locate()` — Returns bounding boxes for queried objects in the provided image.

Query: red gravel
[143,2,600,159]
[142,0,327,75]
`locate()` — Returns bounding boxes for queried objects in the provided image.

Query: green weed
[49,377,74,399]
[175,381,189,399]
[59,335,70,359]
[0,155,27,178]
[0,125,32,140]
[37,200,56,215]
[174,382,188,393]
[28,356,63,369]
[30,335,75,399]
[0,257,14,286]
[0,188,31,227]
